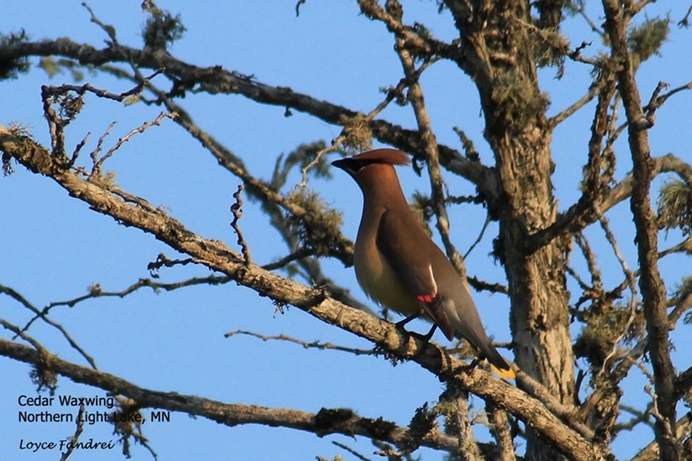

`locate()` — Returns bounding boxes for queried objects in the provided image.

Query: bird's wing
[376,209,455,339]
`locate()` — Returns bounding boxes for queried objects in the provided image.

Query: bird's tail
[484,345,515,379]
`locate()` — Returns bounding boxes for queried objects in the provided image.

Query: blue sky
[1,1,691,460]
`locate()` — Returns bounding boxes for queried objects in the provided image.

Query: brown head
[331,149,411,203]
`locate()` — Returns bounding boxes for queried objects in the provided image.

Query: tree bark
[601,1,679,459]
[1,126,607,461]
[445,1,576,459]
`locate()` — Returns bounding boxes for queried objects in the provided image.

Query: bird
[332,148,514,378]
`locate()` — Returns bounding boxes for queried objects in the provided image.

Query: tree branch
[386,0,468,279]
[0,337,460,455]
[224,330,379,356]
[602,2,679,458]
[527,153,692,255]
[0,126,609,461]
[0,38,497,198]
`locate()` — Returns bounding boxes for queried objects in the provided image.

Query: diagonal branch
[1,125,609,461]
[0,38,496,197]
[0,284,97,369]
[18,275,232,335]
[527,153,692,254]
[224,330,379,356]
[548,81,602,128]
[386,1,468,279]
[0,337,459,455]
[602,2,679,459]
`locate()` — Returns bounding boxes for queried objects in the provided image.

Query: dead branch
[385,2,467,279]
[0,284,97,368]
[0,37,496,198]
[528,153,692,255]
[602,1,680,458]
[18,275,231,335]
[230,184,251,264]
[592,204,638,374]
[0,337,458,455]
[58,405,86,461]
[0,127,609,461]
[224,330,378,356]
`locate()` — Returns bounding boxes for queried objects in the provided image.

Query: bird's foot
[406,325,437,357]
[394,311,422,330]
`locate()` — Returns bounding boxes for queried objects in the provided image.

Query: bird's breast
[353,233,421,317]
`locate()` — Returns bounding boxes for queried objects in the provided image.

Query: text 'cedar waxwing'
[332,148,514,379]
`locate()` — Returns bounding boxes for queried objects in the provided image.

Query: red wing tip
[416,294,434,303]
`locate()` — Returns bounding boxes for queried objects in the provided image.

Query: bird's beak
[331,158,348,170]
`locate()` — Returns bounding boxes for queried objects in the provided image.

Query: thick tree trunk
[493,132,575,461]
[446,0,576,458]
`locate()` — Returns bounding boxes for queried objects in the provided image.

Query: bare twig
[0,285,97,368]
[576,233,603,292]
[549,82,601,127]
[658,235,692,259]
[92,111,177,175]
[632,81,670,130]
[17,275,231,336]
[59,405,86,461]
[679,4,692,28]
[0,337,467,455]
[331,441,372,461]
[82,2,118,43]
[0,319,47,354]
[296,141,342,189]
[566,265,592,294]
[592,204,639,374]
[224,330,378,356]
[261,248,316,271]
[667,288,692,328]
[644,80,692,113]
[466,276,509,295]
[71,131,91,164]
[89,121,118,167]
[463,214,491,260]
[42,69,164,104]
[574,4,606,37]
[643,385,676,442]
[615,403,655,432]
[230,184,252,264]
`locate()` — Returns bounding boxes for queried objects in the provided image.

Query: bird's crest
[352,149,411,166]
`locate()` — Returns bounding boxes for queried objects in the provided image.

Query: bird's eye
[351,160,368,171]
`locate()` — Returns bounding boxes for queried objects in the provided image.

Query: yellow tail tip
[491,365,516,380]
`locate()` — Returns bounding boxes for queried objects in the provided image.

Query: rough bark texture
[445,1,575,459]
[0,128,607,461]
[3,2,692,459]
[601,2,679,460]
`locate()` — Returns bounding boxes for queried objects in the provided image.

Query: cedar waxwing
[332,148,514,378]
